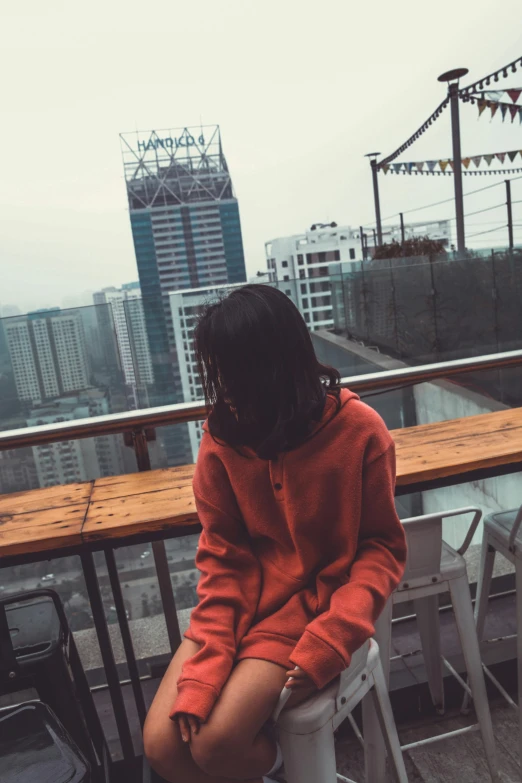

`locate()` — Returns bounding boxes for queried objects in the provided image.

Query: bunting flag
[476,99,522,123]
[380,149,522,174]
[384,165,522,177]
[473,88,522,104]
[507,89,522,103]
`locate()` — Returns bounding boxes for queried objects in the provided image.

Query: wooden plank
[0,481,93,516]
[393,408,522,487]
[90,466,195,502]
[393,407,522,448]
[0,505,86,557]
[4,407,522,556]
[82,487,198,542]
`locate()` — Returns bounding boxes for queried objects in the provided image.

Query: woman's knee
[143,712,185,780]
[191,724,243,778]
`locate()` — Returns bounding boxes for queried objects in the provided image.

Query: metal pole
[506,179,514,251]
[370,159,383,245]
[130,428,183,655]
[449,82,466,255]
[372,228,377,248]
[359,225,366,260]
[400,212,406,245]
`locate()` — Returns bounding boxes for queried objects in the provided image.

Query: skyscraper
[93,283,154,407]
[120,125,247,407]
[4,309,90,404]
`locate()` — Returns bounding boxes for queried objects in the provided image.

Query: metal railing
[2,349,522,460]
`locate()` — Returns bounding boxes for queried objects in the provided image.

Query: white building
[93,283,154,406]
[28,390,124,487]
[265,220,452,333]
[5,309,90,404]
[169,274,270,460]
[265,224,361,332]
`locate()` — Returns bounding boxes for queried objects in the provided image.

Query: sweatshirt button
[274,482,282,490]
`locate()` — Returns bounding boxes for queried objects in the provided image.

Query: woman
[144,284,407,783]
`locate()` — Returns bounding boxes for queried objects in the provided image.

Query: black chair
[0,589,109,779]
[0,701,90,783]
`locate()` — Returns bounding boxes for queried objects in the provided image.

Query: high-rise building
[120,125,247,408]
[4,309,90,404]
[93,283,154,407]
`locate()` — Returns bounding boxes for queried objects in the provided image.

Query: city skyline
[2,1,522,315]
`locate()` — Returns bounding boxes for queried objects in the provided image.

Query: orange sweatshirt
[171,389,407,722]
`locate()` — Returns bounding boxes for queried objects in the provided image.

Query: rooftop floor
[335,699,520,782]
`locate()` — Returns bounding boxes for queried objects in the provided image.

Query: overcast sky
[1,0,522,314]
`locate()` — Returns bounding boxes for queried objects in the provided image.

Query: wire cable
[360,175,520,228]
[460,55,522,97]
[464,203,505,219]
[467,225,507,239]
[379,98,450,168]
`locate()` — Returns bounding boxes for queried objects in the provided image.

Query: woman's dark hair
[193,284,341,459]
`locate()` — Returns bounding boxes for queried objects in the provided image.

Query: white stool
[464,505,522,763]
[367,507,499,782]
[274,639,408,783]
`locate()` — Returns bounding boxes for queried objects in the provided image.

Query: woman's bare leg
[144,641,314,782]
[144,639,246,783]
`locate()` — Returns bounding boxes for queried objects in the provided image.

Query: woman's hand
[284,666,317,691]
[176,713,200,743]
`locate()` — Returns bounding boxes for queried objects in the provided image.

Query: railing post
[506,179,514,252]
[105,548,147,727]
[131,428,151,471]
[80,551,134,761]
[400,212,405,245]
[152,541,182,653]
[129,425,183,655]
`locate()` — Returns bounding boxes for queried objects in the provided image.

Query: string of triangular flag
[472,88,522,104]
[380,150,522,175]
[476,98,522,122]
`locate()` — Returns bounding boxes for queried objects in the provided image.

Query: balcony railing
[2,344,522,770]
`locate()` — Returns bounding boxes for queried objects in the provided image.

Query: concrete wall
[312,330,520,575]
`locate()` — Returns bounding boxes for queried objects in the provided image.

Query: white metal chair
[273,638,408,783]
[367,507,499,783]
[462,505,522,764]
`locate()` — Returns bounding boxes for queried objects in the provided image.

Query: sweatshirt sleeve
[170,438,262,723]
[289,442,407,689]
